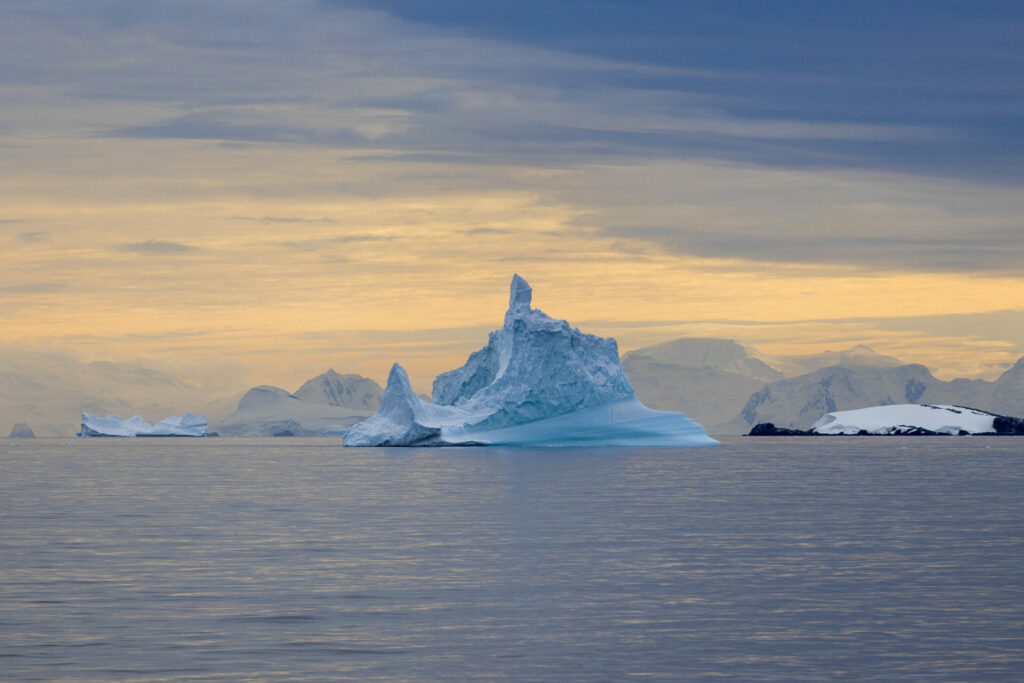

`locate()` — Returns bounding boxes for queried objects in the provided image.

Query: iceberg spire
[509,274,532,309]
[342,363,446,446]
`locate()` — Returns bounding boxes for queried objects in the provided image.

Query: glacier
[79,412,207,437]
[343,275,718,447]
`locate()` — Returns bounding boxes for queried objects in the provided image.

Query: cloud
[6,1,1019,182]
[115,240,199,254]
[461,227,514,235]
[19,231,48,242]
[230,215,339,224]
[106,114,368,145]
[602,224,1024,274]
[277,235,395,251]
[0,282,66,294]
[551,161,1024,274]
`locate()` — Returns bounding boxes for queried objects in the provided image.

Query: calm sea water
[2,437,1023,681]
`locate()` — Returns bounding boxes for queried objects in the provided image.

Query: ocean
[2,437,1023,681]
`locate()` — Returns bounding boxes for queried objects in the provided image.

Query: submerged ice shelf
[344,275,718,447]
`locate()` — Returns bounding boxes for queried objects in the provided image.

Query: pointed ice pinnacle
[509,273,532,309]
[342,362,446,446]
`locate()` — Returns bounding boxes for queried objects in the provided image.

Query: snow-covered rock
[811,404,1000,435]
[344,275,718,447]
[78,412,207,437]
[725,364,945,433]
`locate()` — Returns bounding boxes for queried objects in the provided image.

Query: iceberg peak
[342,363,449,446]
[508,273,532,311]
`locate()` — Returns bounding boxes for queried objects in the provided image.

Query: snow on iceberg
[343,275,718,447]
[79,412,207,437]
[810,404,999,435]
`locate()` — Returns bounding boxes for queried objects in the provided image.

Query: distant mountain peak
[622,337,783,383]
[293,369,382,410]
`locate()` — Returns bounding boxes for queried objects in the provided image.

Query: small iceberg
[8,422,35,439]
[344,275,718,447]
[78,412,207,437]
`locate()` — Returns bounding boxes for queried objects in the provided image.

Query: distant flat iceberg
[79,412,207,437]
[344,275,718,447]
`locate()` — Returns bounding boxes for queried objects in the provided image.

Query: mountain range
[623,339,1024,434]
[3,340,1023,437]
[215,370,382,436]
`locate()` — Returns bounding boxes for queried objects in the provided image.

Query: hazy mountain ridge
[0,348,232,437]
[622,338,783,383]
[293,369,382,410]
[620,338,782,430]
[214,370,383,437]
[621,338,1024,435]
[729,359,1024,433]
[4,339,1022,439]
[764,344,905,377]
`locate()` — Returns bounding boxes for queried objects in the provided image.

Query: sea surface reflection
[2,437,1023,680]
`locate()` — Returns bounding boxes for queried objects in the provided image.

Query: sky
[2,0,1023,395]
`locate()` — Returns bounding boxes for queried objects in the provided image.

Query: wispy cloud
[230,215,339,224]
[0,282,66,294]
[115,240,200,254]
[7,1,1010,180]
[277,235,395,251]
[461,227,515,236]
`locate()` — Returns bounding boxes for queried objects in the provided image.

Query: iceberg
[344,275,718,447]
[79,412,207,437]
[9,422,35,439]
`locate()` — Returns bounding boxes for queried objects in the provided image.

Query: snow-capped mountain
[293,369,383,410]
[622,338,782,431]
[214,370,382,436]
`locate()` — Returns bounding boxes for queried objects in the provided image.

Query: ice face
[344,276,718,447]
[342,364,447,446]
[431,274,635,432]
[79,412,207,437]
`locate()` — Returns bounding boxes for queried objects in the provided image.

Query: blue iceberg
[79,412,207,437]
[343,275,717,447]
